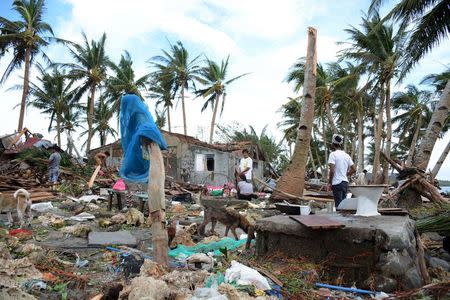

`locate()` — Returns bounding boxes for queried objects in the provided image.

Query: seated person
[237,174,257,200]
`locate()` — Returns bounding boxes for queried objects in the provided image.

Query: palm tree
[81,97,116,147]
[61,105,83,157]
[0,0,54,132]
[391,85,433,166]
[278,96,302,146]
[370,0,450,172]
[286,59,337,134]
[106,51,150,118]
[196,56,249,143]
[27,65,80,147]
[148,68,175,132]
[341,12,406,183]
[421,65,450,94]
[61,32,109,153]
[151,41,201,136]
[370,0,450,75]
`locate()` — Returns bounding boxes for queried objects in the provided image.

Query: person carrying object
[327,134,356,208]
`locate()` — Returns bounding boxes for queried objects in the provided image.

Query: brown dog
[0,189,32,227]
[198,207,255,249]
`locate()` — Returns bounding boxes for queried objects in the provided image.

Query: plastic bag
[119,94,167,182]
[224,260,271,290]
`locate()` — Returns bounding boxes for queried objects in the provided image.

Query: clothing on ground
[332,181,348,208]
[327,150,354,185]
[119,94,167,183]
[239,157,253,180]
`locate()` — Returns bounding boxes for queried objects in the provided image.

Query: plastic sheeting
[169,237,248,258]
[119,94,167,182]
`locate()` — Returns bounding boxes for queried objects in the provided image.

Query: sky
[0,0,449,179]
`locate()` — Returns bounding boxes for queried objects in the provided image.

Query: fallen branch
[254,177,302,201]
[415,230,431,285]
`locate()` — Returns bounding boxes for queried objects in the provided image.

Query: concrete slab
[255,214,420,292]
[88,231,137,247]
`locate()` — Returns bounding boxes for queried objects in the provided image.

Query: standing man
[48,145,62,189]
[238,149,253,183]
[327,134,356,208]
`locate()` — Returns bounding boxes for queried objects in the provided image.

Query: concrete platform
[88,231,137,247]
[255,214,422,292]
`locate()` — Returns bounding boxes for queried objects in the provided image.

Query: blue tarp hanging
[119,94,167,182]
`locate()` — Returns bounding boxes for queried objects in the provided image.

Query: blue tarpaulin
[119,94,167,182]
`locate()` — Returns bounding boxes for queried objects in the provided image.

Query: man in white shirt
[238,149,253,183]
[327,134,356,207]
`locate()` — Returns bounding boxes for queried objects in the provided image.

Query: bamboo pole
[146,141,169,267]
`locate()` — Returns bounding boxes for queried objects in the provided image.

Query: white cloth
[239,157,253,180]
[238,181,253,195]
[328,150,354,185]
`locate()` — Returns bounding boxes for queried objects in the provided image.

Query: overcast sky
[0,0,449,179]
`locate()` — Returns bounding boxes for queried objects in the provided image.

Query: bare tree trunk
[383,81,392,184]
[17,47,32,132]
[209,94,220,144]
[56,117,62,148]
[357,105,364,173]
[322,119,328,178]
[309,147,318,178]
[431,138,450,179]
[325,97,337,134]
[146,142,169,267]
[86,86,96,153]
[181,88,187,135]
[273,27,317,200]
[413,80,450,170]
[405,115,422,167]
[372,83,385,183]
[166,107,172,132]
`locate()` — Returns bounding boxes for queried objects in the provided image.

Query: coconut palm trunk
[431,138,450,179]
[357,105,364,172]
[18,48,32,132]
[372,84,385,183]
[309,147,318,178]
[86,86,96,153]
[181,88,187,135]
[383,81,392,184]
[325,99,337,134]
[413,80,450,170]
[405,114,422,166]
[166,107,172,132]
[273,27,317,200]
[56,117,62,148]
[209,94,221,144]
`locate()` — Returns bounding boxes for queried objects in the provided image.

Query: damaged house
[89,131,267,186]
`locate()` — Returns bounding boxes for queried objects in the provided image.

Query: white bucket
[300,205,311,215]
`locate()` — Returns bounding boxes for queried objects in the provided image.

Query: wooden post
[272,27,317,200]
[146,141,169,267]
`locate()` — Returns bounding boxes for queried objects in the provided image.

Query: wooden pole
[88,165,101,189]
[272,27,317,200]
[146,141,169,267]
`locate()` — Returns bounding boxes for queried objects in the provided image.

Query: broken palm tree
[273,27,318,201]
[145,140,169,267]
[119,93,169,267]
[381,152,448,209]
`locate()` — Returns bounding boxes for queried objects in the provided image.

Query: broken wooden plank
[289,215,345,229]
